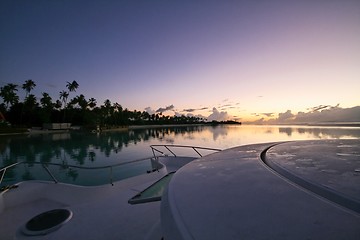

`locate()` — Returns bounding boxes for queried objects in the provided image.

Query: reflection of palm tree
[22,164,34,181]
[88,151,96,161]
[1,154,16,180]
[22,171,34,180]
[66,168,78,181]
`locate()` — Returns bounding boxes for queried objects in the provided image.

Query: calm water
[1,125,359,186]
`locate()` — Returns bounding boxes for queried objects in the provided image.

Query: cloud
[249,105,360,124]
[233,116,242,122]
[277,110,295,122]
[145,107,156,115]
[182,107,209,113]
[261,113,274,117]
[294,105,359,123]
[156,104,174,113]
[207,107,230,121]
[308,104,339,112]
[252,117,265,124]
[220,104,231,108]
[44,83,57,89]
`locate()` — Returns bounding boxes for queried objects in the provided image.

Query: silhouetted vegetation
[0,80,209,131]
[209,120,242,125]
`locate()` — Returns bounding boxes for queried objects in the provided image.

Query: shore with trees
[0,80,240,134]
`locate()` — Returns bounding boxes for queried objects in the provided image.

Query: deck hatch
[22,209,72,236]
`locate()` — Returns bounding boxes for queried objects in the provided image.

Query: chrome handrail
[0,156,157,186]
[0,162,22,185]
[150,144,221,158]
[1,145,221,187]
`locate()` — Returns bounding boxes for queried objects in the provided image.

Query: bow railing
[150,144,221,158]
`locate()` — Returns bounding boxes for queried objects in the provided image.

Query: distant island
[207,120,242,125]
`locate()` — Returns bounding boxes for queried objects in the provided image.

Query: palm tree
[75,94,87,110]
[88,98,97,109]
[63,81,79,122]
[113,102,123,112]
[104,99,111,109]
[21,80,36,124]
[40,92,53,109]
[59,90,69,121]
[59,90,69,108]
[66,80,79,93]
[23,94,38,126]
[39,92,53,124]
[22,79,36,99]
[24,94,38,109]
[54,100,62,110]
[0,83,19,110]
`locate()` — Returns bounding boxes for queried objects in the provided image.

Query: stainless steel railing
[150,144,221,158]
[0,156,158,186]
[1,145,221,187]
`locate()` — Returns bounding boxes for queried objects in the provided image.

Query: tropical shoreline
[1,121,359,136]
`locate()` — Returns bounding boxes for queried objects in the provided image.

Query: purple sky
[1,0,359,123]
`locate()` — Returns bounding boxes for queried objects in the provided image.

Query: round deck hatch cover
[22,209,72,236]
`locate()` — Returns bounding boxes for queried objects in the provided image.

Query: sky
[1,0,359,123]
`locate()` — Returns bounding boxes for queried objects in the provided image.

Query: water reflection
[1,125,359,185]
[279,126,360,139]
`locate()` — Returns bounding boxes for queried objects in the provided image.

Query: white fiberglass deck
[161,140,360,240]
[1,140,359,239]
[0,156,196,240]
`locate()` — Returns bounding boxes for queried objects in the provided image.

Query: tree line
[0,80,205,129]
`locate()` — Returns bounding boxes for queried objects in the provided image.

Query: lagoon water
[1,125,360,186]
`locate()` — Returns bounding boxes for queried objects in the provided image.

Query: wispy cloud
[220,104,231,108]
[145,105,175,114]
[182,107,209,113]
[44,83,57,89]
[156,104,174,113]
[308,104,339,112]
[261,113,274,117]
